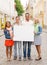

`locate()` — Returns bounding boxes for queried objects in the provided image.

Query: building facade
[0,0,17,29]
[26,0,47,27]
[44,0,47,26]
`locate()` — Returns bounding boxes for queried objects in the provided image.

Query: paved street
[0,29,47,65]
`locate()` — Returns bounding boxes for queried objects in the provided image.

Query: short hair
[25,13,30,16]
[16,16,20,19]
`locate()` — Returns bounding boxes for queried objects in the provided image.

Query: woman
[34,19,42,61]
[4,21,14,61]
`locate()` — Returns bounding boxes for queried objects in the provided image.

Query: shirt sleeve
[37,26,42,35]
[4,29,7,35]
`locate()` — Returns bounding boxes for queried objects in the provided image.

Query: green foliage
[14,0,24,16]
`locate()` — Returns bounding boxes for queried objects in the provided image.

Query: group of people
[4,13,42,61]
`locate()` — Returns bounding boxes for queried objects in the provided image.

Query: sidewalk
[0,29,47,65]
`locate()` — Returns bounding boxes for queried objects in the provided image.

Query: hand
[34,31,36,35]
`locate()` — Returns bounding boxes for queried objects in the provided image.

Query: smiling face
[25,13,30,21]
[16,16,20,24]
[34,19,39,24]
[5,21,11,28]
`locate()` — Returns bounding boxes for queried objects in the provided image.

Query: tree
[14,0,24,16]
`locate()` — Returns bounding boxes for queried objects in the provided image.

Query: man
[22,13,34,60]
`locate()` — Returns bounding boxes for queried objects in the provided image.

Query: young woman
[34,19,42,61]
[4,21,14,61]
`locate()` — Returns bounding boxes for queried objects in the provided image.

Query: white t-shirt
[22,20,34,26]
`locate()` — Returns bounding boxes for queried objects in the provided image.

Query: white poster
[13,24,34,41]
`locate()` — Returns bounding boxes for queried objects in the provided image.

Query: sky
[20,0,29,9]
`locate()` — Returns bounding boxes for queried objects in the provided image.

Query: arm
[37,26,42,35]
[10,27,14,39]
[4,29,11,39]
[4,29,8,38]
[4,29,7,35]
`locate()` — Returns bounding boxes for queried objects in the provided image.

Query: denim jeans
[14,41,22,58]
[14,41,17,58]
[23,41,32,58]
[18,41,22,58]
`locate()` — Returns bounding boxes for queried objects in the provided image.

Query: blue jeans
[23,41,32,58]
[14,41,17,57]
[14,41,22,58]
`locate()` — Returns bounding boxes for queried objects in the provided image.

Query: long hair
[5,21,11,29]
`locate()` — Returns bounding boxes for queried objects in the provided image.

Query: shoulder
[4,29,7,32]
[4,29,8,34]
[10,26,13,31]
[38,24,42,28]
[13,24,16,27]
[22,20,25,24]
[13,24,18,29]
[29,20,34,25]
